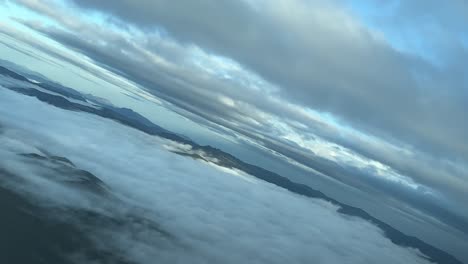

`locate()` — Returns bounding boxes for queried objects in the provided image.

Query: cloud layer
[0,85,438,264]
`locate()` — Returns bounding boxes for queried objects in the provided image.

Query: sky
[0,0,467,262]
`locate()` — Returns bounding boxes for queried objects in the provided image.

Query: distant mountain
[0,59,49,80]
[0,64,463,264]
[0,65,30,82]
[19,152,108,194]
[0,65,86,101]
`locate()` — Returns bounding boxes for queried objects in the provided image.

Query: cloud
[0,84,439,263]
[3,0,468,253]
[66,0,468,161]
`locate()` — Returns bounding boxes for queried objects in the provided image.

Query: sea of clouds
[0,86,432,264]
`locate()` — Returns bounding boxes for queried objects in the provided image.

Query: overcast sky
[0,0,467,262]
